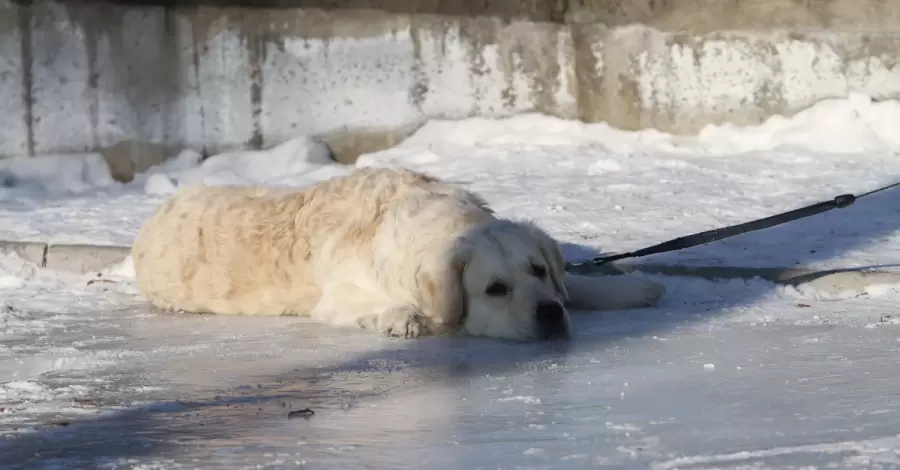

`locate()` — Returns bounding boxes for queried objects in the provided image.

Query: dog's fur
[131,167,665,341]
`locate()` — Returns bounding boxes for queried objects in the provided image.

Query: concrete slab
[43,244,130,274]
[0,240,46,267]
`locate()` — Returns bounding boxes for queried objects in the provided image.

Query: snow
[0,152,116,199]
[143,137,342,193]
[2,93,900,468]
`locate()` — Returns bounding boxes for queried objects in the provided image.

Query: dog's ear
[417,245,471,336]
[525,222,569,302]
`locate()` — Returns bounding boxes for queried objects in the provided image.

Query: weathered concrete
[564,0,900,31]
[44,244,132,274]
[0,0,898,161]
[75,0,900,29]
[598,27,900,132]
[0,241,46,268]
[0,240,130,274]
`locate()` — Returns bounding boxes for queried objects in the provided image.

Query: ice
[2,95,900,468]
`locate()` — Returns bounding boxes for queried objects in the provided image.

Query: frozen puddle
[3,272,900,469]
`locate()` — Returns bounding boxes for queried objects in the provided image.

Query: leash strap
[566,180,900,271]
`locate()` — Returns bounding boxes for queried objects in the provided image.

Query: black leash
[565,180,900,272]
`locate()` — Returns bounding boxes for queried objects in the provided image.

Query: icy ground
[3,93,900,469]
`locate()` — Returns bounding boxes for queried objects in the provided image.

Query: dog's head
[422,220,570,341]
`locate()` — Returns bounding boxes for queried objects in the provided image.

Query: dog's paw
[375,306,429,338]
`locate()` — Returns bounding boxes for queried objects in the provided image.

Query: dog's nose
[535,301,568,340]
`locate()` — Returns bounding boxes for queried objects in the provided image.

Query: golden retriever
[131,167,665,341]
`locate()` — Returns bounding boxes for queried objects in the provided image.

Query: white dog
[131,167,665,341]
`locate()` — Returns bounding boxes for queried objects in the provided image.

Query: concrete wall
[1,0,899,162]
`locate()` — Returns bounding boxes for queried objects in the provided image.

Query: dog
[131,167,666,341]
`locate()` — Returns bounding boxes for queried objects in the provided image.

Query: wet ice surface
[4,273,900,469]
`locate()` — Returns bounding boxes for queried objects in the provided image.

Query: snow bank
[0,137,345,203]
[140,136,350,196]
[360,92,900,165]
[0,152,115,199]
[689,93,900,155]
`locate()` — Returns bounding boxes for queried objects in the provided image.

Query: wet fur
[131,167,665,340]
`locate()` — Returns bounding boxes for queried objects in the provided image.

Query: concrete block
[570,22,606,123]
[567,0,900,32]
[45,244,131,274]
[82,5,203,153]
[11,1,204,157]
[0,1,29,158]
[599,26,900,133]
[192,7,258,153]
[0,240,47,267]
[256,9,423,147]
[413,15,579,120]
[27,2,96,156]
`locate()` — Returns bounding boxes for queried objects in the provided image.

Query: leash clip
[833,194,855,208]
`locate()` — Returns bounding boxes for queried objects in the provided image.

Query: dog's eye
[531,264,547,279]
[485,281,509,297]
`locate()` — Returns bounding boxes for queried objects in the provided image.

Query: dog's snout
[535,301,568,340]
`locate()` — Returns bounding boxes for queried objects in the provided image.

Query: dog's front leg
[310,278,430,338]
[354,305,430,338]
